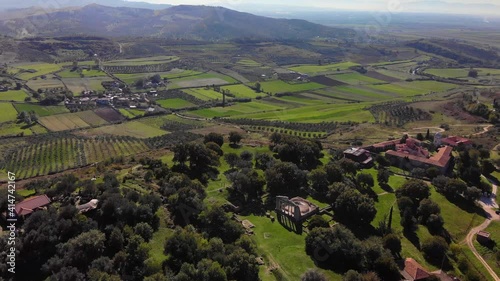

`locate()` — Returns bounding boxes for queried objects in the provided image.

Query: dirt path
[470,125,494,136]
[463,180,499,281]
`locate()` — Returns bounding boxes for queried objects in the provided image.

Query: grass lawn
[259,80,326,94]
[0,103,20,123]
[288,62,360,75]
[188,101,284,118]
[221,84,264,99]
[328,72,385,85]
[242,213,341,281]
[182,88,223,101]
[0,122,33,137]
[13,103,69,117]
[0,90,29,102]
[232,102,375,123]
[156,98,196,109]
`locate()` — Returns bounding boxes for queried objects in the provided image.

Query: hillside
[0,0,171,11]
[0,4,354,40]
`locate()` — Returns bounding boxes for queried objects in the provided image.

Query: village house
[440,136,473,148]
[343,147,374,167]
[401,258,431,281]
[385,142,454,174]
[14,195,51,218]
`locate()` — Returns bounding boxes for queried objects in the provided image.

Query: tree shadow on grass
[380,183,395,193]
[403,229,421,250]
[444,195,488,219]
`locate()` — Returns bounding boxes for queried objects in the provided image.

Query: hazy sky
[127,0,500,15]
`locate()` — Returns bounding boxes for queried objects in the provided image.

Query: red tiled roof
[386,146,453,168]
[441,136,473,147]
[15,195,51,216]
[404,258,431,280]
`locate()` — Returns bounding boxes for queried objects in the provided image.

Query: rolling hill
[0,4,354,40]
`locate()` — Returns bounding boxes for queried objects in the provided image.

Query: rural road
[463,180,499,281]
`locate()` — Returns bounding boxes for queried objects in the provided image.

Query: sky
[126,0,500,15]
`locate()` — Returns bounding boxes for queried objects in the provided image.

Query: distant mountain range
[0,4,354,40]
[0,0,172,11]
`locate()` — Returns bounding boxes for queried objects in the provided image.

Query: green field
[230,102,375,123]
[365,81,457,97]
[237,59,263,67]
[328,72,385,85]
[168,72,238,89]
[57,68,108,78]
[80,121,168,138]
[14,63,64,80]
[103,56,180,66]
[259,80,326,94]
[0,90,29,101]
[322,86,395,101]
[189,101,284,118]
[156,98,196,109]
[13,103,69,117]
[0,122,33,137]
[26,77,65,91]
[182,88,223,101]
[475,221,500,277]
[62,77,111,94]
[0,103,20,123]
[163,69,202,79]
[119,108,144,119]
[221,84,264,99]
[287,61,360,74]
[426,68,500,78]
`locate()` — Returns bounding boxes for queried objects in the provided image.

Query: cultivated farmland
[168,72,238,89]
[26,77,65,91]
[0,103,20,123]
[62,77,112,93]
[188,101,284,118]
[2,136,150,179]
[156,98,196,109]
[221,84,264,99]
[14,63,64,80]
[258,80,326,94]
[102,56,180,66]
[328,72,385,85]
[13,104,69,116]
[287,61,360,75]
[182,88,223,101]
[0,90,29,101]
[77,121,168,138]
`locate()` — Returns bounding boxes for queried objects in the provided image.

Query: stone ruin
[275,196,319,222]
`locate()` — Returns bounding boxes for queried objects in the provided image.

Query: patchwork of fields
[156,98,196,109]
[287,61,360,74]
[103,56,180,66]
[168,72,238,89]
[0,90,29,101]
[38,108,123,131]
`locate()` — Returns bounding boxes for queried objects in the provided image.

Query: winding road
[463,179,499,281]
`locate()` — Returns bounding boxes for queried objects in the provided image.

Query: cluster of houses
[344,133,473,175]
[68,88,159,111]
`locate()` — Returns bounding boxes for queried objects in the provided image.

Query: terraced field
[0,90,29,101]
[2,136,150,179]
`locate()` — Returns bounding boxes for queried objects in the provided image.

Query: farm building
[439,136,473,148]
[363,137,422,153]
[476,231,491,244]
[343,147,373,167]
[14,195,51,217]
[401,258,431,281]
[385,139,453,174]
